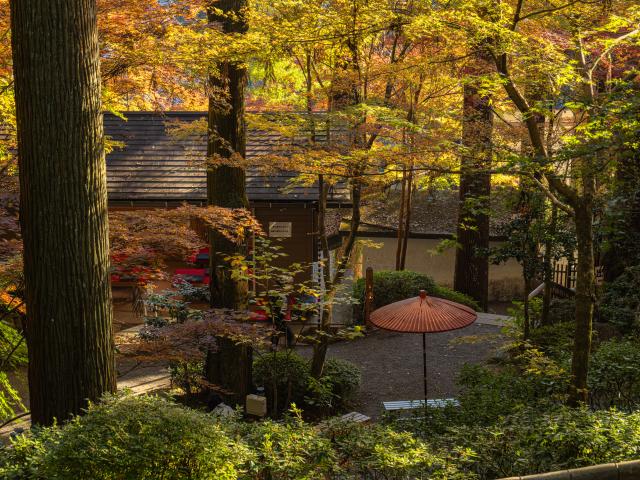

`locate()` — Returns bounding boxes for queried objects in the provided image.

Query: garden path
[298,313,508,418]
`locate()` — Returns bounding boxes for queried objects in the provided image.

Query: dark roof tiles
[104,111,349,203]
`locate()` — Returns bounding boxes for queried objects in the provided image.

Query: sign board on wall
[268,221,292,238]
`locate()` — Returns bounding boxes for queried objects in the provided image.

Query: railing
[552,263,604,290]
[553,263,576,289]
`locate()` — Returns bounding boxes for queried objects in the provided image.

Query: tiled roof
[347,189,513,237]
[105,111,350,204]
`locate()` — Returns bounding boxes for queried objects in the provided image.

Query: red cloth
[175,268,206,276]
[175,268,210,285]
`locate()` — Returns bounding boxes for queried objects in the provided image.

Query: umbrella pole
[422,333,427,404]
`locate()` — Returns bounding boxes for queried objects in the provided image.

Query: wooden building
[104,111,350,275]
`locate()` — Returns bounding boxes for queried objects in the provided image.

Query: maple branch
[589,27,640,76]
[0,80,14,96]
[529,174,574,215]
[516,0,587,25]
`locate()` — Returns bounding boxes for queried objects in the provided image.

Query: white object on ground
[340,411,371,423]
[383,398,460,411]
[211,403,235,417]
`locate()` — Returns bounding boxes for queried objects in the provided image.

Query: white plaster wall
[355,237,524,302]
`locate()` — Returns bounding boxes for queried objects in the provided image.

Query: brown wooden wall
[108,202,319,279]
[252,203,318,277]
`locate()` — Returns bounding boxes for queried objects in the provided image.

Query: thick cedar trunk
[568,203,595,405]
[207,0,249,310]
[205,0,252,405]
[454,83,492,311]
[10,0,115,425]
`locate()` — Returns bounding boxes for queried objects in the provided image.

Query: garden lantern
[369,290,477,402]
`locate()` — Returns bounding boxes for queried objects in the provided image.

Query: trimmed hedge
[353,270,479,322]
[253,351,362,414]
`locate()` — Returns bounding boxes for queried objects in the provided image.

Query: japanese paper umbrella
[369,290,477,403]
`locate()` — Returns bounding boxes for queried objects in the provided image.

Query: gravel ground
[299,323,505,418]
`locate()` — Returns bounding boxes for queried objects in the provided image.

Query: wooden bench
[383,398,460,411]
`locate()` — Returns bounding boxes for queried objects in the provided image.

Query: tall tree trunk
[395,168,407,270]
[10,0,115,425]
[541,204,558,325]
[568,202,595,406]
[207,0,249,310]
[205,0,252,405]
[399,166,413,270]
[454,82,492,311]
[310,181,361,378]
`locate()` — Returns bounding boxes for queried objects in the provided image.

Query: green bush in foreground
[353,270,479,322]
[1,394,247,480]
[0,395,463,480]
[4,393,640,479]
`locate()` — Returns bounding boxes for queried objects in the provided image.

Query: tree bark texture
[541,204,558,325]
[395,168,407,271]
[400,167,413,270]
[205,0,252,404]
[568,203,595,406]
[10,0,115,425]
[207,0,249,310]
[454,83,492,311]
[205,337,252,407]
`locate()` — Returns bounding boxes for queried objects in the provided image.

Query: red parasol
[369,290,477,402]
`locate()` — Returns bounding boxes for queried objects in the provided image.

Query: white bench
[383,398,460,411]
[339,411,371,423]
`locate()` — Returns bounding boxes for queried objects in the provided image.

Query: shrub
[253,350,310,414]
[589,339,640,410]
[547,298,576,324]
[253,352,362,415]
[528,321,575,358]
[324,419,469,479]
[169,361,204,397]
[432,285,479,310]
[600,265,640,332]
[318,358,361,411]
[443,407,640,479]
[353,270,478,322]
[232,410,339,479]
[0,394,247,480]
[453,357,568,427]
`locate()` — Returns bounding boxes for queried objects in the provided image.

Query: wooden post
[364,267,374,329]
